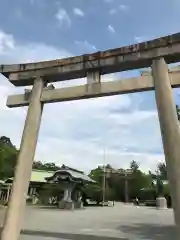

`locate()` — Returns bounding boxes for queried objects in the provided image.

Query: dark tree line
[0,136,61,180]
[85,160,169,202]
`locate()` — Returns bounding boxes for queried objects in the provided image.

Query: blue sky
[0,0,180,173]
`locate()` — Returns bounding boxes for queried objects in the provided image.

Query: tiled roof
[56,169,94,183]
[6,169,55,183]
[5,166,95,184]
[46,166,95,183]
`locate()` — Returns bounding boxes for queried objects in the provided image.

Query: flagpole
[102,148,106,206]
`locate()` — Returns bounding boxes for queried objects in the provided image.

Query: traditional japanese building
[46,165,95,209]
[0,170,55,204]
[0,165,95,209]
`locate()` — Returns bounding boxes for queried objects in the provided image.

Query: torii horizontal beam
[1,32,180,86]
[7,70,180,108]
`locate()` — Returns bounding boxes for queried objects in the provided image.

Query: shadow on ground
[31,204,103,210]
[21,229,128,240]
[117,223,177,240]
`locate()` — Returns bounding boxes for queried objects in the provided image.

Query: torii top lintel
[1,32,180,87]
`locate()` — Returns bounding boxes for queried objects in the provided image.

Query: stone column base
[58,201,74,210]
[74,201,83,209]
[156,197,167,209]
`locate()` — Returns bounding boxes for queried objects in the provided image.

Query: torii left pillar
[1,77,45,240]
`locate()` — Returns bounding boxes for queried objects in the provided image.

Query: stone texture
[1,78,45,240]
[156,197,168,209]
[6,204,178,240]
[152,57,180,239]
[6,71,180,108]
[1,33,180,86]
[58,201,74,210]
[74,201,83,209]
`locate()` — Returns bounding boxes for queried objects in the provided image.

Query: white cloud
[73,8,84,17]
[74,40,96,52]
[134,35,155,43]
[29,0,45,7]
[0,29,164,173]
[104,0,114,3]
[134,36,147,43]
[0,30,15,53]
[0,31,70,65]
[108,24,115,33]
[29,0,35,5]
[109,4,129,15]
[109,9,117,15]
[14,9,23,20]
[56,8,71,27]
[119,4,129,12]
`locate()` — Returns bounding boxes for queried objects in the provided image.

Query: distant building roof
[5,169,55,183]
[61,165,84,174]
[5,166,95,184]
[46,165,95,184]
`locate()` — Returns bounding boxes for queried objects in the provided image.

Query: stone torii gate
[1,33,180,240]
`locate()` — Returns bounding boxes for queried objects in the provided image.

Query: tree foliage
[156,162,167,180]
[130,160,139,172]
[176,105,180,121]
[0,136,18,179]
[0,136,61,180]
[32,161,60,171]
[86,161,153,202]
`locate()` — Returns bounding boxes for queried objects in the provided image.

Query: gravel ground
[0,203,177,240]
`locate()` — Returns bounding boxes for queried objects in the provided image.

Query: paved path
[0,203,177,239]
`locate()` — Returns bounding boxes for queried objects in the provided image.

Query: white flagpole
[102,148,106,206]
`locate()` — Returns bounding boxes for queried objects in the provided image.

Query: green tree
[0,137,18,179]
[83,184,103,204]
[129,170,152,199]
[176,105,180,121]
[157,162,167,180]
[0,135,62,180]
[0,136,14,147]
[130,160,139,172]
[88,165,117,202]
[89,166,104,184]
[107,172,126,201]
[32,161,44,170]
[32,161,60,171]
[43,163,60,171]
[129,161,152,199]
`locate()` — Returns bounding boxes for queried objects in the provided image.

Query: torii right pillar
[152,57,180,238]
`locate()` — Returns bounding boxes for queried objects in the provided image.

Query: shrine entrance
[1,33,180,240]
